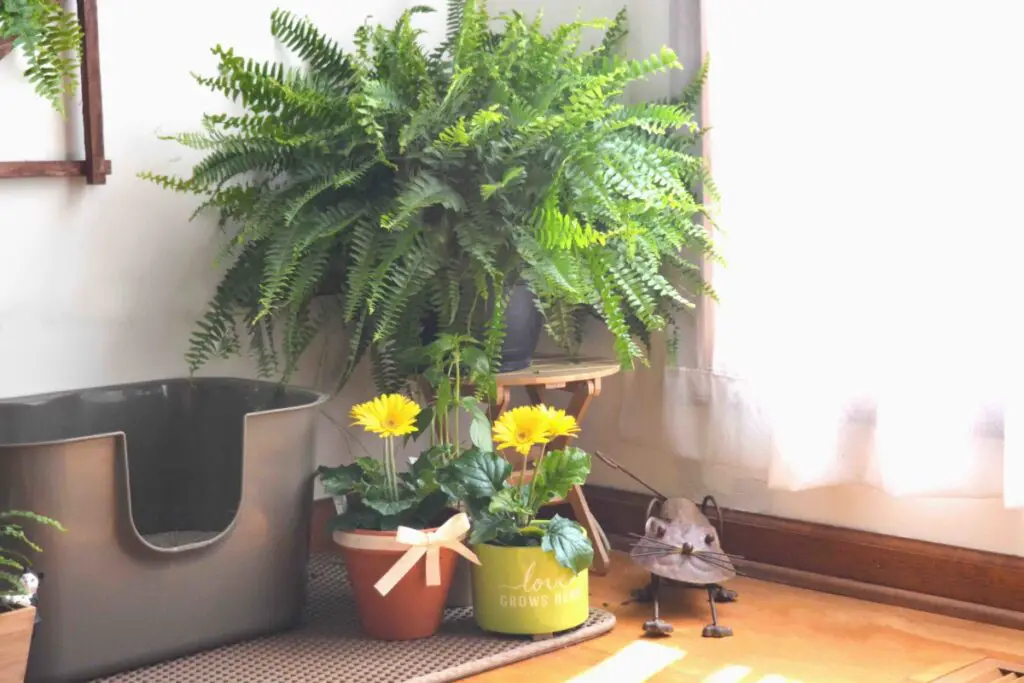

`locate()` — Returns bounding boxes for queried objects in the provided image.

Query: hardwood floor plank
[467,552,1024,683]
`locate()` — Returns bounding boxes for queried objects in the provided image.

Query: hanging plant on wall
[0,0,84,114]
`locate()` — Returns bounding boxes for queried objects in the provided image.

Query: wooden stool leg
[568,484,611,576]
[553,379,611,576]
[549,379,596,451]
[489,385,512,421]
[497,376,613,576]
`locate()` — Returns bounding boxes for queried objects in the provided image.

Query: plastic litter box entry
[0,377,327,682]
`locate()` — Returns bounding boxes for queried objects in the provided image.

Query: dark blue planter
[499,282,542,372]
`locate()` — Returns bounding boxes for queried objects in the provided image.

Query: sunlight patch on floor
[703,665,753,683]
[702,665,804,683]
[565,640,686,682]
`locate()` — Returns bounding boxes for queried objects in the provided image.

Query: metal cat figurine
[594,451,740,638]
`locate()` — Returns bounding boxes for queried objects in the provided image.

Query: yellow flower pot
[471,544,589,635]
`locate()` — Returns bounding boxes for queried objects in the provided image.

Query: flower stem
[518,450,531,499]
[382,437,390,501]
[441,403,449,448]
[385,437,398,502]
[453,352,461,451]
[527,443,548,512]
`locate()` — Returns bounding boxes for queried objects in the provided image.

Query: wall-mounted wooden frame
[0,0,109,184]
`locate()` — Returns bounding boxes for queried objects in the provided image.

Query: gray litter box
[0,378,327,682]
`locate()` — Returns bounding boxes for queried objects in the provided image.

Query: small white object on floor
[1,571,40,609]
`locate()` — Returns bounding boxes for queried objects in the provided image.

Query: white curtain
[621,1,1024,507]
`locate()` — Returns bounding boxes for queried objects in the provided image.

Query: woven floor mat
[90,554,616,683]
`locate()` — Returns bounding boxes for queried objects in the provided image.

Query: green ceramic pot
[470,544,589,635]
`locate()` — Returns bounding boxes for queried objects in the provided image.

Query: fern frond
[0,0,83,115]
[281,303,321,382]
[481,274,508,372]
[381,173,466,231]
[597,8,628,59]
[372,239,441,342]
[270,9,354,85]
[677,55,709,112]
[620,47,682,84]
[585,249,643,367]
[445,0,468,49]
[185,244,264,374]
[370,340,405,394]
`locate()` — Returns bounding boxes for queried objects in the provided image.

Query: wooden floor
[467,551,1024,683]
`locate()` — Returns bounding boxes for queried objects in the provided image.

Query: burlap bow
[335,512,481,596]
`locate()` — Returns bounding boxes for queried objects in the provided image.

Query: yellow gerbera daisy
[492,406,551,455]
[537,405,580,440]
[349,394,421,438]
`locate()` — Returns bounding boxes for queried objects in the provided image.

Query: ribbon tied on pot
[367,512,480,597]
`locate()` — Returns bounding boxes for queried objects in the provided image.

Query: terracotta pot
[334,529,457,640]
[0,606,36,683]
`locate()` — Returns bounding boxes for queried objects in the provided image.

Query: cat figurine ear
[644,516,668,539]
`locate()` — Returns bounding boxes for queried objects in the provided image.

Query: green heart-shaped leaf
[487,487,532,517]
[362,495,418,517]
[316,464,364,496]
[454,447,511,499]
[468,510,519,545]
[469,414,494,452]
[533,447,591,504]
[541,514,593,573]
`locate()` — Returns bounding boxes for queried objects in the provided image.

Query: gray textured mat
[141,530,221,548]
[90,554,616,683]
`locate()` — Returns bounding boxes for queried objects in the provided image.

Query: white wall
[3,0,1021,554]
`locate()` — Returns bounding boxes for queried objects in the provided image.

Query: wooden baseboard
[309,486,1024,629]
[601,530,1024,630]
[581,485,1024,630]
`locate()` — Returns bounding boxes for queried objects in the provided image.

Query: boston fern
[0,0,83,114]
[440,4,720,366]
[143,1,718,391]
